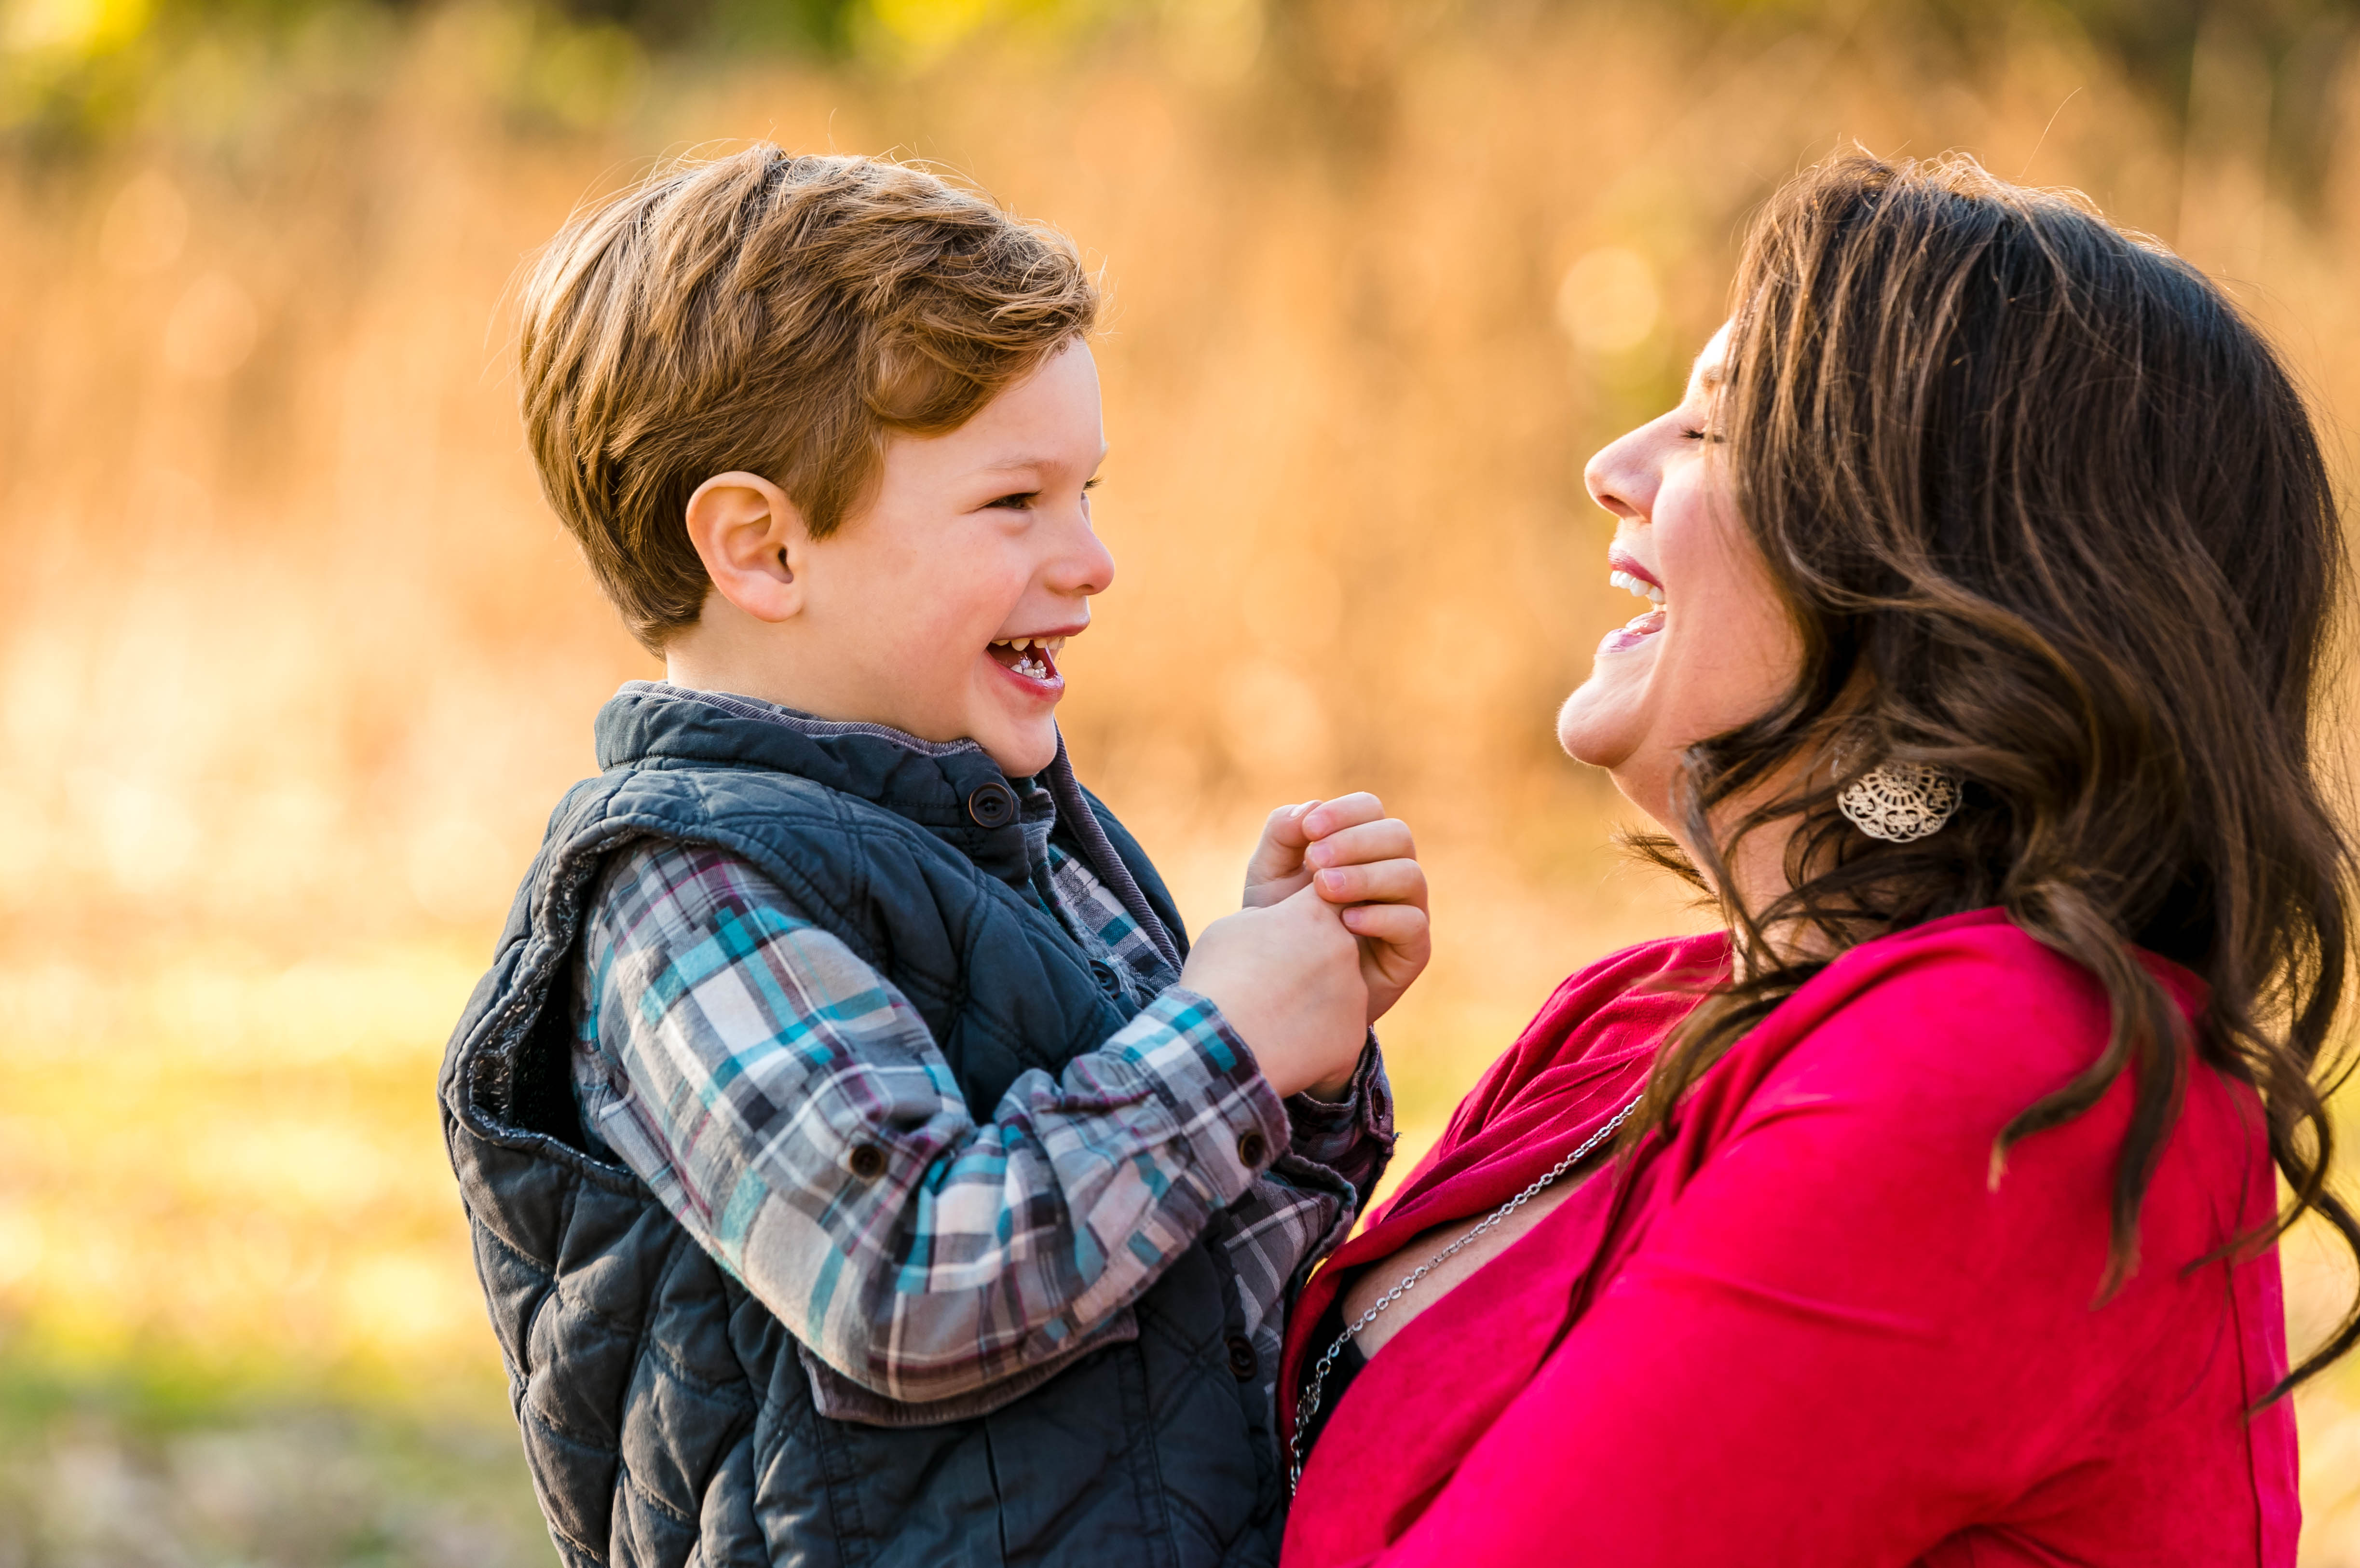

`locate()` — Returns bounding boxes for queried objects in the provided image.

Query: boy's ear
[685,471,809,624]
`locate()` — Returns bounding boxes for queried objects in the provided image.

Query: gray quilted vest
[439,684,1287,1568]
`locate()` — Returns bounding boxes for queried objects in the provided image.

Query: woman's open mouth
[1597,550,1667,654]
[987,635,1066,693]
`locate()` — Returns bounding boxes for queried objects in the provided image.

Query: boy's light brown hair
[519,146,1099,650]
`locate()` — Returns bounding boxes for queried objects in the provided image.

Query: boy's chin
[977,721,1060,779]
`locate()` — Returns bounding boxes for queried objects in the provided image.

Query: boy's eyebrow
[966,445,1112,478]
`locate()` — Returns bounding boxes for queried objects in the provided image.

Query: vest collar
[595,682,1183,973]
[597,681,1041,886]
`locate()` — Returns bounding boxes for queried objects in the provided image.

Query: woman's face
[1557,324,1803,835]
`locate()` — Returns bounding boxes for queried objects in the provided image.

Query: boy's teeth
[989,634,1068,674]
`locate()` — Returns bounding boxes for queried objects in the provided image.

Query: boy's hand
[1180,886,1369,1100]
[1241,792,1431,1028]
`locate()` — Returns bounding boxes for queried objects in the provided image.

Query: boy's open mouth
[1598,550,1667,654]
[987,635,1066,687]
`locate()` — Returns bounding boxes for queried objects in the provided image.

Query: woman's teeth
[1609,569,1666,605]
[1596,563,1666,655]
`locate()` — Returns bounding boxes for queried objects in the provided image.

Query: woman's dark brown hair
[1636,150,2360,1396]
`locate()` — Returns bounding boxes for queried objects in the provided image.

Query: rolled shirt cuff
[1105,983,1293,1205]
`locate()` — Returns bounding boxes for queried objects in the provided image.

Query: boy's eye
[986,491,1037,510]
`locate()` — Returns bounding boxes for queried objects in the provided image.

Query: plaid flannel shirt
[570,802,1392,1411]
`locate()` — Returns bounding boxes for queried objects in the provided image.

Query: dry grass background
[1,0,2358,1560]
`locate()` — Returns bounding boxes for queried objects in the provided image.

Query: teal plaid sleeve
[572,839,1306,1406]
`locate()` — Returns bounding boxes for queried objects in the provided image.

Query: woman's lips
[1607,546,1664,595]
[1600,545,1665,654]
[1597,608,1666,654]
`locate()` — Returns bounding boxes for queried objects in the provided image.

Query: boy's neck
[661,654,805,717]
[662,618,866,729]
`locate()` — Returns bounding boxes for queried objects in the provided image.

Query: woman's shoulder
[1813,908,2196,1031]
[1697,913,2269,1337]
[1823,905,2087,1000]
[1748,909,2216,1133]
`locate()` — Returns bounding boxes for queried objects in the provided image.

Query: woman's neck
[1691,770,1832,982]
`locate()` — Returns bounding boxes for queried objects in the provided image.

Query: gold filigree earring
[1837,759,1964,843]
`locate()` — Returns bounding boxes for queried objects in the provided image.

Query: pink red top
[1281,909,2296,1567]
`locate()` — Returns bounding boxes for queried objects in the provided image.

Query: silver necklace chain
[1286,1091,1644,1494]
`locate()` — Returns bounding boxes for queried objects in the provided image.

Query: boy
[439,148,1428,1568]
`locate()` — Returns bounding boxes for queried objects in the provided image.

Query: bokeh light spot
[97,170,188,277]
[1556,247,1661,355]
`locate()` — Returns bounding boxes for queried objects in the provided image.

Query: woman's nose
[1583,425,1660,523]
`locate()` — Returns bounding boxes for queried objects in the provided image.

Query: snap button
[1236,1130,1268,1169]
[966,780,1018,829]
[1226,1335,1258,1380]
[848,1143,888,1180]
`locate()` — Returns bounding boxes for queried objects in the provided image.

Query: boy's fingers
[1312,859,1428,909]
[1339,902,1430,949]
[1259,800,1322,854]
[1278,880,1353,918]
[1301,792,1384,841]
[1305,818,1416,871]
[1241,802,1324,905]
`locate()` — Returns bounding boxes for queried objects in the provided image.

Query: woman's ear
[684,471,808,623]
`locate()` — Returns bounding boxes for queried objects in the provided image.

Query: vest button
[1226,1335,1258,1380]
[847,1143,888,1180]
[1236,1130,1268,1169]
[966,780,1018,829]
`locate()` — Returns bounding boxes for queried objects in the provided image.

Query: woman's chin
[1555,681,1645,769]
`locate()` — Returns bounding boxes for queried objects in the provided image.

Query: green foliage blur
[9,0,2360,197]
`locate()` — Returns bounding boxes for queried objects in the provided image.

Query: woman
[1279,151,2360,1566]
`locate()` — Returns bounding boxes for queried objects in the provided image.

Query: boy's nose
[1047,510,1115,599]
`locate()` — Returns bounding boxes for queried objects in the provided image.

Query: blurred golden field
[3,0,2360,1560]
